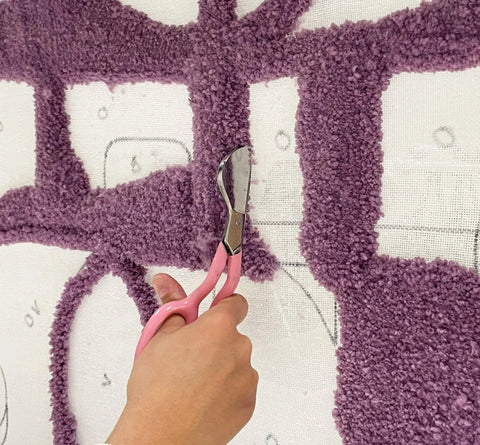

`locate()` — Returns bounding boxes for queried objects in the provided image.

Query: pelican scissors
[135,146,252,359]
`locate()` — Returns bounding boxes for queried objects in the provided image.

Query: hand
[106,274,258,445]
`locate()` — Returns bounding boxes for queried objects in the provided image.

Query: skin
[106,273,258,445]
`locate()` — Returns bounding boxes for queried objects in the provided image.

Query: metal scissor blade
[217,146,251,214]
[217,147,252,255]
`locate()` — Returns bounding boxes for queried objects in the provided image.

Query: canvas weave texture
[1,0,480,444]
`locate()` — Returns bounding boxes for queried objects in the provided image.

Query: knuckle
[232,293,248,308]
[245,368,259,391]
[238,334,253,355]
[251,368,259,385]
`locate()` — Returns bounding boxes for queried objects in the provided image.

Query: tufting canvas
[1,0,480,444]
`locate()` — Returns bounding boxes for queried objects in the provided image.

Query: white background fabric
[3,1,479,444]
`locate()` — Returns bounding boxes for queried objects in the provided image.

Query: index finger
[200,294,248,327]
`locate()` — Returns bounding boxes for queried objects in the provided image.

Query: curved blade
[217,146,251,213]
[217,147,252,254]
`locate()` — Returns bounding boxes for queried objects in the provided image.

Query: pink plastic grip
[134,242,229,360]
[211,251,242,307]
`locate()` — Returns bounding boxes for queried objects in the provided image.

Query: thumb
[201,294,248,327]
[152,273,187,334]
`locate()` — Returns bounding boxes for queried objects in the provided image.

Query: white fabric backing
[3,1,479,444]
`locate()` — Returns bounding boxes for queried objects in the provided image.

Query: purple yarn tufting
[1,0,480,443]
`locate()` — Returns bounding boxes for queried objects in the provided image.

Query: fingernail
[152,274,165,286]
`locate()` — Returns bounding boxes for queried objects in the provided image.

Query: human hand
[106,273,258,445]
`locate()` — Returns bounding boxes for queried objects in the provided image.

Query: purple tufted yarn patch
[1,0,480,443]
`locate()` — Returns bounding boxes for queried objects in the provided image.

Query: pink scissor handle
[134,296,200,360]
[211,251,242,306]
[134,242,242,360]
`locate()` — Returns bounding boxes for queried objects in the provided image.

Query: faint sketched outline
[275,130,290,150]
[253,142,338,346]
[280,266,338,346]
[376,223,478,272]
[433,126,455,149]
[0,366,8,445]
[253,220,339,346]
[130,155,141,173]
[473,220,480,273]
[101,373,112,387]
[97,106,108,120]
[265,433,279,445]
[380,125,480,271]
[103,137,192,188]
